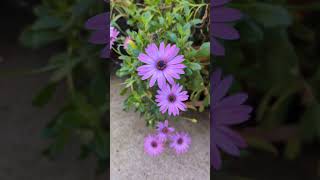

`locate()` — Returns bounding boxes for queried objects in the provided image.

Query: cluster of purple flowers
[137,42,189,116]
[84,0,252,168]
[144,120,191,156]
[85,1,192,157]
[138,42,192,156]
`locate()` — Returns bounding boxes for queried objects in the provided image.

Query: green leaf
[190,19,202,26]
[189,62,202,71]
[195,42,210,58]
[72,0,95,17]
[246,3,292,27]
[31,16,65,30]
[50,58,81,82]
[246,137,278,155]
[90,131,109,159]
[238,20,264,43]
[71,93,101,126]
[32,83,57,107]
[89,74,107,107]
[167,32,178,43]
[20,28,63,48]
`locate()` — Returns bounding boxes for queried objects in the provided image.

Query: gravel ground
[110,76,210,180]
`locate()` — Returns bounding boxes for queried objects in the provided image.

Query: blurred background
[213,0,320,179]
[0,0,320,179]
[0,0,108,179]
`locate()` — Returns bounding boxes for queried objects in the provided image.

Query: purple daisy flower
[155,83,189,116]
[110,26,120,48]
[156,120,175,142]
[211,0,242,56]
[211,69,252,170]
[137,42,186,88]
[169,132,191,154]
[144,134,164,157]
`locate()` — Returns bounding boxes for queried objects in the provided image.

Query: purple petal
[215,128,241,156]
[212,23,240,40]
[219,126,247,148]
[145,43,159,60]
[167,55,184,65]
[215,93,248,108]
[137,65,153,73]
[163,71,175,85]
[165,45,180,61]
[211,38,225,56]
[157,75,167,89]
[149,73,158,87]
[212,7,242,22]
[85,12,109,30]
[159,42,165,57]
[211,144,222,170]
[214,105,252,125]
[100,46,109,58]
[212,75,233,104]
[138,53,155,64]
[89,30,108,44]
[211,69,222,88]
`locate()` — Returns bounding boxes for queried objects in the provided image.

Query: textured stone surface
[110,76,210,180]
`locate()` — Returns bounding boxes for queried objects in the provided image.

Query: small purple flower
[137,42,186,88]
[211,69,252,170]
[110,26,119,48]
[156,120,175,141]
[169,132,191,154]
[144,134,164,157]
[211,0,242,56]
[155,83,189,116]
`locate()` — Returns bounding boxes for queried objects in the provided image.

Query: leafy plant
[112,0,210,127]
[20,0,109,172]
[215,0,320,165]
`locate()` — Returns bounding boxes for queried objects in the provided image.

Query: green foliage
[20,0,108,172]
[112,0,210,126]
[215,0,320,165]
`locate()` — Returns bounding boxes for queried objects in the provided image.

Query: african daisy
[155,83,189,116]
[144,134,164,157]
[110,26,119,48]
[137,42,186,88]
[169,132,191,154]
[156,120,175,142]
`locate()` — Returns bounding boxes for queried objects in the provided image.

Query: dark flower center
[156,60,167,70]
[177,138,183,145]
[162,127,169,134]
[151,141,158,148]
[168,94,176,103]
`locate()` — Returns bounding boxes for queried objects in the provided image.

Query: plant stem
[67,74,75,95]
